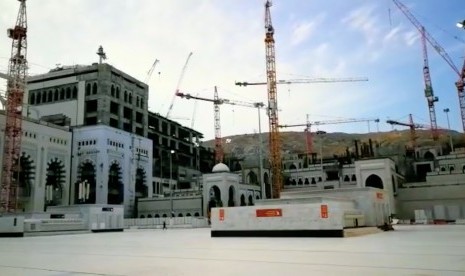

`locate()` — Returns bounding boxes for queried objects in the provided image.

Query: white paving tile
[0,225,464,276]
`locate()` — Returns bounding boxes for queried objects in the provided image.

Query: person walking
[162,221,167,230]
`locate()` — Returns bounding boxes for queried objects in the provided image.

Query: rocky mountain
[202,129,464,160]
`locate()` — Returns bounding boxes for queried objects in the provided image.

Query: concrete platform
[0,225,464,275]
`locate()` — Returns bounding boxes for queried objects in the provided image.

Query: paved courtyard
[0,225,464,275]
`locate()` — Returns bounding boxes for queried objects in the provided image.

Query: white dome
[212,162,230,173]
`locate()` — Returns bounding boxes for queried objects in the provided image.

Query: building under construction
[0,62,214,216]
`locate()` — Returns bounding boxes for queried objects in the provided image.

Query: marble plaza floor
[0,224,464,275]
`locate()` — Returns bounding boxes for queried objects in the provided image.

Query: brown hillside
[202,130,464,159]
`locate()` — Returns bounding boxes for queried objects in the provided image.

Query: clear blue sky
[0,0,464,139]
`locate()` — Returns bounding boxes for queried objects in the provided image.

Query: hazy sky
[1,0,464,140]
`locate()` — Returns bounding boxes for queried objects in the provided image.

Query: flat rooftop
[0,225,464,275]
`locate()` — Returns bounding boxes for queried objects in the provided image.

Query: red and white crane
[1,0,28,213]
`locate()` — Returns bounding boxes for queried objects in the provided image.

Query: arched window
[86,83,91,96]
[140,215,145,218]
[450,166,455,173]
[54,89,59,101]
[311,177,316,184]
[60,88,65,100]
[304,178,309,185]
[72,86,77,99]
[140,97,144,108]
[129,93,132,104]
[92,83,98,94]
[365,174,384,189]
[298,178,303,185]
[29,93,35,105]
[111,85,115,97]
[147,214,152,218]
[194,212,200,217]
[154,214,160,218]
[186,213,191,217]
[162,214,167,218]
[116,87,120,98]
[124,91,127,102]
[344,175,350,182]
[351,175,356,182]
[41,91,47,103]
[136,96,139,107]
[36,93,41,104]
[292,179,297,185]
[47,90,53,102]
[66,87,71,99]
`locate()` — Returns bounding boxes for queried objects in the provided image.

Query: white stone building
[137,163,262,219]
[0,112,72,213]
[71,125,152,217]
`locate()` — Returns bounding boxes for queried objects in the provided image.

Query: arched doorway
[240,194,246,206]
[108,162,124,204]
[264,172,271,199]
[365,174,384,189]
[76,161,96,204]
[44,158,65,210]
[208,185,222,218]
[228,186,235,207]
[289,164,297,170]
[248,195,254,206]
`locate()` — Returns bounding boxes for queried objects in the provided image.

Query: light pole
[444,108,454,152]
[316,130,326,182]
[254,102,266,199]
[169,150,175,218]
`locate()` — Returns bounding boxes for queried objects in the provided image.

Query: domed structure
[212,163,230,173]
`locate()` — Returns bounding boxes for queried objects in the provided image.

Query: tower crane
[235,77,369,87]
[386,114,425,149]
[420,26,439,140]
[263,0,282,199]
[1,0,28,213]
[175,88,266,164]
[144,58,159,83]
[166,52,193,119]
[280,116,380,156]
[392,0,465,131]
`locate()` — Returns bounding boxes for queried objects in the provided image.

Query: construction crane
[280,116,380,155]
[263,0,282,199]
[144,58,159,83]
[386,114,425,149]
[1,0,28,213]
[176,88,266,164]
[392,0,465,131]
[420,26,439,140]
[166,52,193,119]
[235,77,369,87]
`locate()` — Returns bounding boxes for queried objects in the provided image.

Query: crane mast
[1,0,28,213]
[392,0,465,131]
[421,27,439,141]
[213,86,223,164]
[264,0,282,199]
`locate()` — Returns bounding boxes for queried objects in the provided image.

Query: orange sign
[320,204,328,218]
[219,209,225,221]
[376,192,384,199]
[256,208,282,217]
